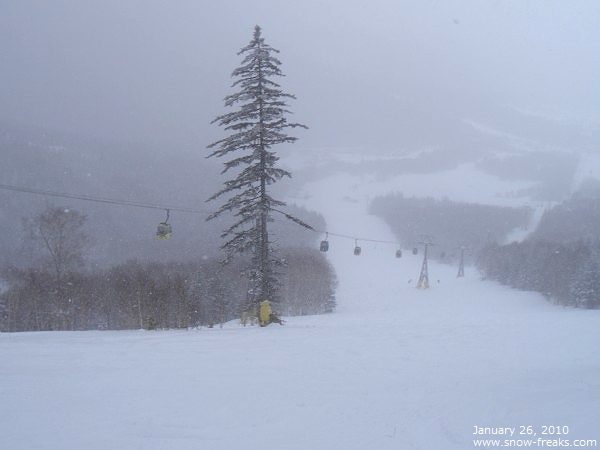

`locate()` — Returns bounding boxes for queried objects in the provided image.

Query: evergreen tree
[569,248,600,308]
[207,25,309,310]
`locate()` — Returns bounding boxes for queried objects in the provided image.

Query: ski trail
[502,202,551,243]
[292,173,426,315]
[290,171,541,318]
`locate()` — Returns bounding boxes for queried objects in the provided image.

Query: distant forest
[531,179,600,243]
[369,194,531,263]
[1,247,337,332]
[370,188,600,309]
[477,239,600,308]
[477,184,600,308]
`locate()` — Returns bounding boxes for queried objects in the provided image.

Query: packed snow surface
[2,171,600,449]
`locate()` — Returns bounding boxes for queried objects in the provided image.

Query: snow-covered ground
[2,169,600,449]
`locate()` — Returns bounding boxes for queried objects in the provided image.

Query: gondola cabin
[354,245,361,256]
[412,247,418,255]
[396,249,402,258]
[156,222,172,240]
[320,233,329,252]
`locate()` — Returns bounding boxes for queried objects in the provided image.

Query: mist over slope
[0,121,322,268]
[3,1,599,270]
[2,109,597,272]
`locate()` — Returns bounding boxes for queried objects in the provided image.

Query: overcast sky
[1,0,598,153]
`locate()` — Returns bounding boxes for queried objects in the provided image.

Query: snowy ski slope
[2,165,600,449]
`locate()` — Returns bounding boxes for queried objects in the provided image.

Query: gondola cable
[0,183,209,214]
[1,182,407,253]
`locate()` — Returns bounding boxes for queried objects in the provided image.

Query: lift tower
[416,236,434,289]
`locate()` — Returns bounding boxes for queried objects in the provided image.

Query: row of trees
[1,248,337,332]
[370,193,531,261]
[1,201,335,332]
[477,185,600,309]
[477,239,600,308]
[530,184,600,243]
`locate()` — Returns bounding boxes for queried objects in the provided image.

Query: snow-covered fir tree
[207,25,309,311]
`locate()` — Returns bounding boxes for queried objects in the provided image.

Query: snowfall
[2,158,600,449]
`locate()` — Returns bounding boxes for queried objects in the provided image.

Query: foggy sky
[1,0,598,153]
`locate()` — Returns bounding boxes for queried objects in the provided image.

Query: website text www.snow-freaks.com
[473,438,597,447]
[472,426,596,447]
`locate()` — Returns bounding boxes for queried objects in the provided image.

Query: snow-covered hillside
[2,167,600,449]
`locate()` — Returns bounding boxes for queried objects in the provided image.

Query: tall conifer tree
[207,25,308,310]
